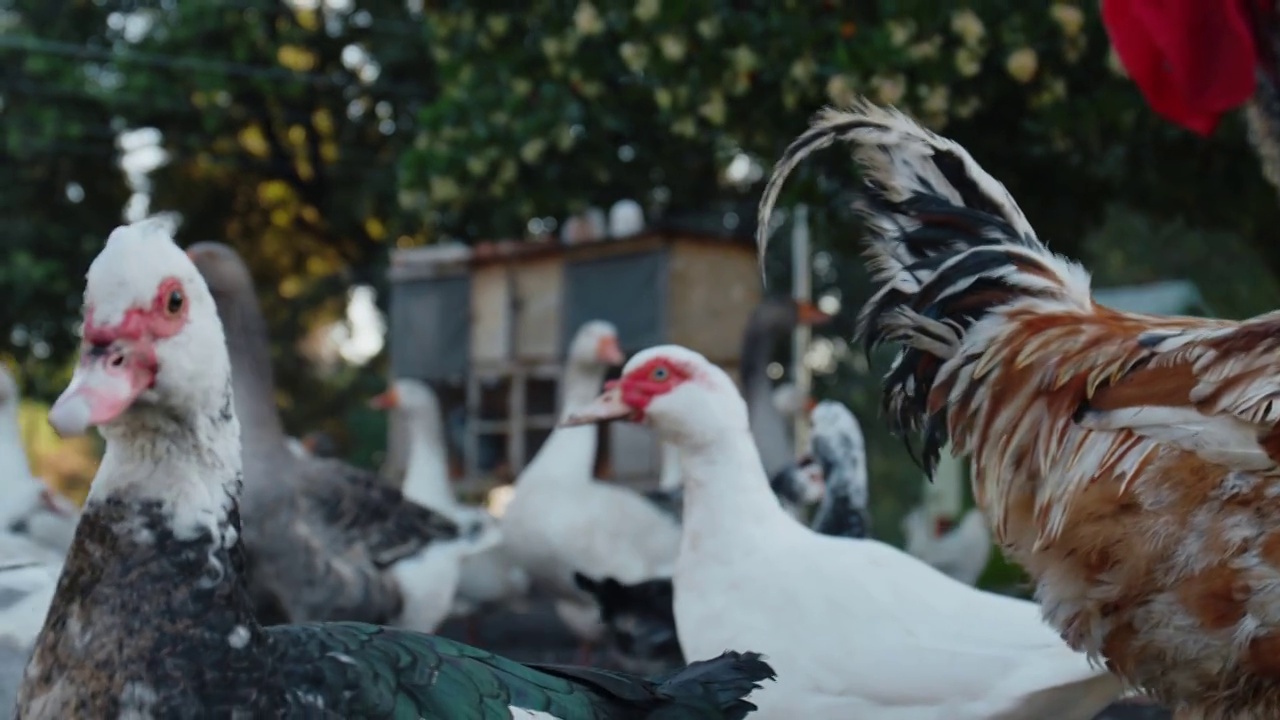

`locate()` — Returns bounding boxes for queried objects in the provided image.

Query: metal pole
[791,204,812,455]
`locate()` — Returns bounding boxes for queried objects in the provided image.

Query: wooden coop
[386,231,762,490]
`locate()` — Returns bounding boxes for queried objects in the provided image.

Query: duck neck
[516,360,607,487]
[677,427,791,546]
[400,405,456,513]
[740,318,791,478]
[54,380,263,642]
[216,287,289,461]
[657,442,682,491]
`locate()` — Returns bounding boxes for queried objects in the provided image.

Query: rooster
[757,99,1280,719]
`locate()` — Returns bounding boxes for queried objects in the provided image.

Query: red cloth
[1101,0,1262,135]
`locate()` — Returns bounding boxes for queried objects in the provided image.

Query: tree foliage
[403,0,1280,266]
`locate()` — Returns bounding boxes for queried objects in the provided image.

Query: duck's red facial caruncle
[561,356,691,426]
[48,277,190,437]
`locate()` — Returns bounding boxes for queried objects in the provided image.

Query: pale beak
[795,300,833,326]
[48,345,151,438]
[368,387,399,410]
[560,384,635,427]
[596,335,625,366]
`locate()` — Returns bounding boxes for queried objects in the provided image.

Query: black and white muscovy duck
[16,217,775,718]
[188,241,462,629]
[576,398,867,675]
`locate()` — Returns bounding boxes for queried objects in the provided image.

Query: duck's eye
[651,365,670,381]
[165,289,185,316]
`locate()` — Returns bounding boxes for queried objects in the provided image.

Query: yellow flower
[790,55,818,85]
[698,91,727,126]
[728,45,759,73]
[520,138,548,164]
[511,78,533,97]
[486,15,510,38]
[954,47,982,78]
[573,2,604,36]
[619,42,651,73]
[908,36,943,62]
[921,85,950,115]
[466,155,490,177]
[1049,3,1085,38]
[871,73,906,106]
[954,95,982,119]
[1106,45,1128,77]
[697,17,720,40]
[634,0,661,22]
[949,9,984,46]
[496,159,518,184]
[671,116,697,138]
[429,176,461,203]
[1006,47,1038,83]
[654,87,674,110]
[886,19,916,48]
[825,74,857,107]
[555,124,576,151]
[658,33,687,62]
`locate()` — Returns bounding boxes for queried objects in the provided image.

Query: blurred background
[5,0,1280,592]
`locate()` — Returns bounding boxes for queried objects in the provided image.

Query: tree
[1,0,131,397]
[92,0,438,444]
[402,1,1280,268]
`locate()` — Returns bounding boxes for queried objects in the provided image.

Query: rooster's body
[758,99,1280,719]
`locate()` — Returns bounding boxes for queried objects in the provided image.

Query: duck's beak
[794,300,832,326]
[368,388,399,410]
[596,335,626,366]
[560,383,635,426]
[49,341,154,438]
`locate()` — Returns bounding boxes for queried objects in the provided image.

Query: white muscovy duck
[564,345,1125,719]
[500,320,682,663]
[187,241,462,629]
[574,398,862,675]
[18,216,775,718]
[369,378,530,640]
[902,506,993,588]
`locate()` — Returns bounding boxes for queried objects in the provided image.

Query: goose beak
[368,388,399,410]
[596,335,625,366]
[49,343,154,438]
[794,300,832,326]
[560,384,635,426]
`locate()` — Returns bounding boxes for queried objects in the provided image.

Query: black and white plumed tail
[756,99,1092,474]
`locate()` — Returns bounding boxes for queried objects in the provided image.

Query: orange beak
[794,300,832,326]
[804,395,818,414]
[596,334,625,366]
[368,387,399,410]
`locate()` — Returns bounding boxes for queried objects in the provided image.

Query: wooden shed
[386,231,761,489]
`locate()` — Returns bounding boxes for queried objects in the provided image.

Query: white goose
[500,321,681,662]
[565,345,1125,720]
[369,378,528,639]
